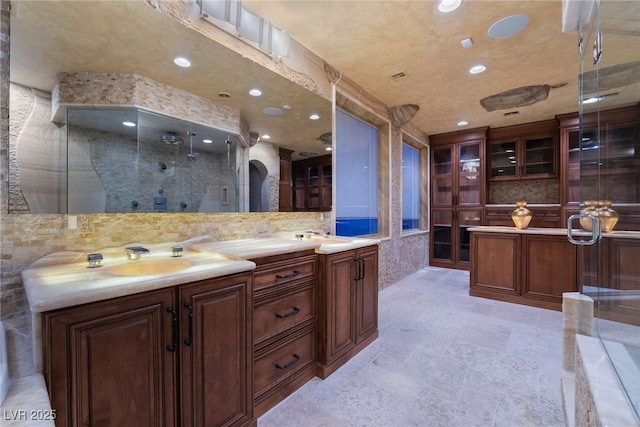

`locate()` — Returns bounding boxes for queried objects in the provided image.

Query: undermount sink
[107,259,191,276]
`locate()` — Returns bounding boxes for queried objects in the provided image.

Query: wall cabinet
[487,119,558,181]
[317,245,378,379]
[279,148,294,212]
[470,230,579,310]
[559,105,640,207]
[250,250,318,417]
[429,128,487,270]
[293,154,332,212]
[43,273,254,427]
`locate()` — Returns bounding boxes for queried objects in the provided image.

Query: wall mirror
[67,108,240,214]
[9,0,332,214]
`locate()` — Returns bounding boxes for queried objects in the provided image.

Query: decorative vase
[511,201,533,229]
[597,200,619,233]
[579,200,600,231]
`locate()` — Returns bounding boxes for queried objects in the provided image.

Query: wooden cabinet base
[470,229,579,311]
[315,330,378,379]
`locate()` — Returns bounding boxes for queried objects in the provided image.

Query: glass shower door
[574,0,640,419]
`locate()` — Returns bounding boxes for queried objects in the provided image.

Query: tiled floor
[258,266,566,427]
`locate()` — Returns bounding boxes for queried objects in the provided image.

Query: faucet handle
[171,246,184,257]
[87,253,103,268]
[125,246,150,260]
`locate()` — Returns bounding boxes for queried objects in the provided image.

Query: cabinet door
[470,232,519,295]
[319,251,356,364]
[522,235,578,303]
[44,289,177,427]
[179,273,253,427]
[431,209,453,264]
[608,238,640,319]
[524,135,555,176]
[355,247,378,343]
[432,146,453,206]
[457,142,482,205]
[489,140,518,179]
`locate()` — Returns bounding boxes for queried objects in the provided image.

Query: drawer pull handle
[275,270,301,279]
[275,354,300,370]
[276,306,300,319]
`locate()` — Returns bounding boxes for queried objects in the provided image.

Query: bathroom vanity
[22,235,380,426]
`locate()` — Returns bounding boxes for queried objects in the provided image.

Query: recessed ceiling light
[438,0,462,13]
[325,146,333,151]
[249,88,262,97]
[469,64,487,74]
[309,113,320,120]
[282,104,292,110]
[173,56,191,68]
[488,15,529,39]
[261,134,271,140]
[457,120,468,126]
[122,121,136,127]
[203,139,213,144]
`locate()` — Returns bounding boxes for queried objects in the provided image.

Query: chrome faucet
[125,246,149,260]
[305,230,321,238]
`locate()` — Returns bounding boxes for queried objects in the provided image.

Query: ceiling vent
[391,71,408,81]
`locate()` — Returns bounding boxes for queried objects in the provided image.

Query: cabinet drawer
[254,326,316,398]
[254,282,316,345]
[253,255,317,291]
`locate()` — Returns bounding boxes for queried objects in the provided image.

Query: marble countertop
[22,234,381,313]
[468,226,640,239]
[22,236,256,313]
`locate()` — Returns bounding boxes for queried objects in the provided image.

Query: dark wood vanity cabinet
[316,245,378,379]
[43,273,254,427]
[250,250,318,417]
[470,230,579,310]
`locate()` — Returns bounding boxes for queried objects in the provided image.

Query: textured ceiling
[9,0,640,158]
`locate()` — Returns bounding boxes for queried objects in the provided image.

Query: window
[335,109,379,236]
[402,143,420,230]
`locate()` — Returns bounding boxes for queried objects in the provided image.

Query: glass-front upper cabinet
[488,120,558,181]
[431,142,482,207]
[561,107,639,205]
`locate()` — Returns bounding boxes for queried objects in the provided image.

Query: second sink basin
[107,259,191,276]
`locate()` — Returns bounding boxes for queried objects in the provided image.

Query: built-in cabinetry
[559,105,640,228]
[488,119,558,180]
[251,250,318,417]
[43,272,254,427]
[317,245,378,378]
[293,154,332,212]
[429,128,487,270]
[279,148,294,212]
[469,229,579,310]
[580,236,640,326]
[484,205,561,228]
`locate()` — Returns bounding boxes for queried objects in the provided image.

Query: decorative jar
[579,200,600,231]
[511,201,533,229]
[597,200,619,233]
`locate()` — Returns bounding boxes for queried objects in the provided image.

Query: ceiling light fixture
[438,0,462,13]
[325,146,333,151]
[282,104,292,110]
[457,120,468,126]
[122,121,136,127]
[469,64,487,74]
[203,139,213,144]
[309,113,320,120]
[249,88,262,97]
[173,56,191,68]
[261,134,271,140]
